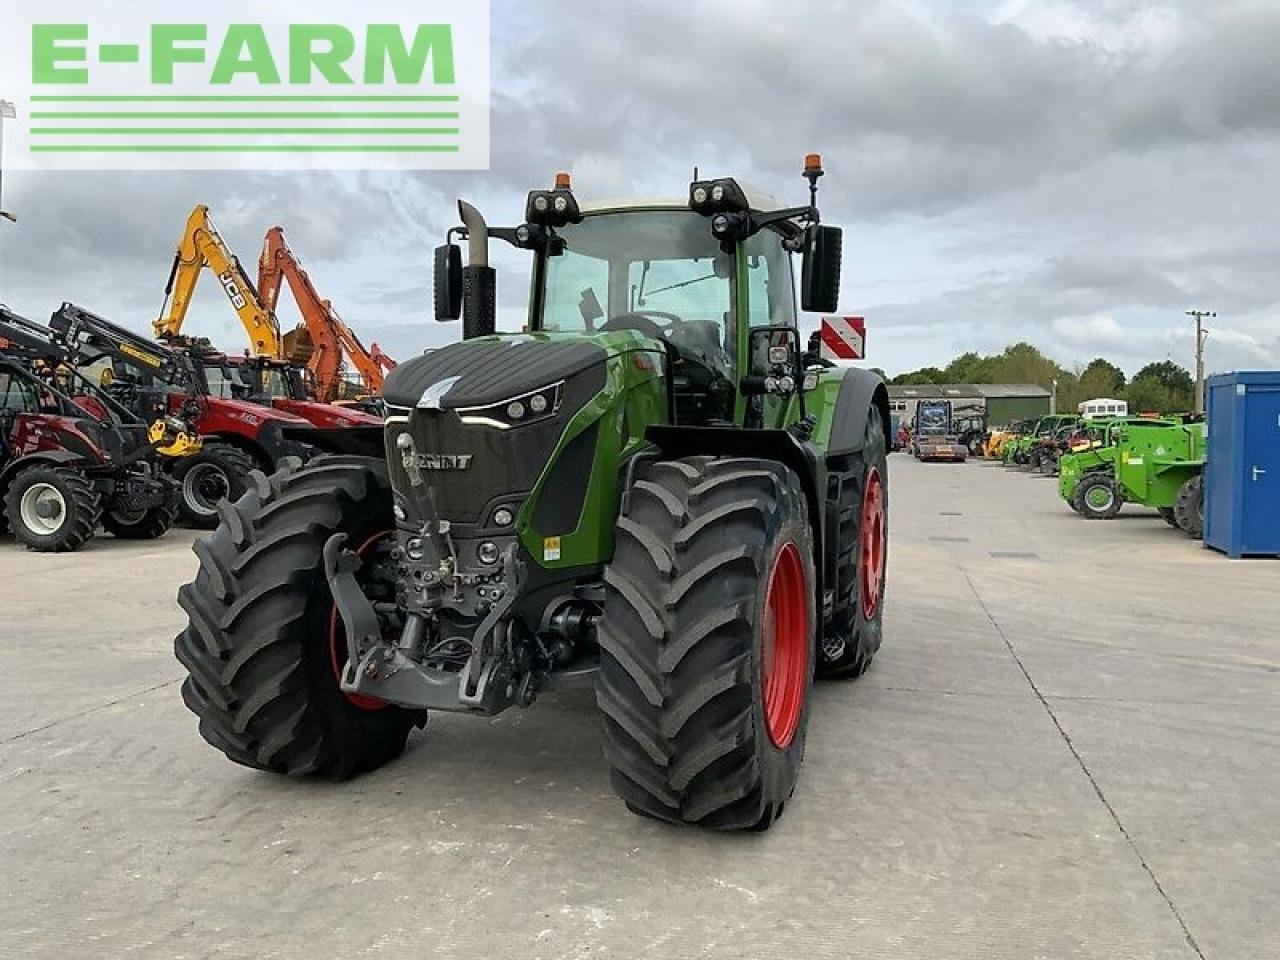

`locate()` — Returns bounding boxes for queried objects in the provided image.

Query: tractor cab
[428,158,842,432]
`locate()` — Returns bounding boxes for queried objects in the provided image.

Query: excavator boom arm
[258,226,392,402]
[155,205,283,358]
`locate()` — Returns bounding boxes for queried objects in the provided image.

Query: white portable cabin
[1078,397,1128,419]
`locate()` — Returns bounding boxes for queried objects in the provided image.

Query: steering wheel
[600,310,685,340]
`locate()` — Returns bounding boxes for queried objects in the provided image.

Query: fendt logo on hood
[417,454,473,471]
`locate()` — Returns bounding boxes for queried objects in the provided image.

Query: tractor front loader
[173,158,891,831]
[50,303,318,528]
[0,307,196,551]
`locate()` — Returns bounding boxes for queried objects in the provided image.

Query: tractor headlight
[525,186,582,227]
[457,381,564,430]
[688,177,749,214]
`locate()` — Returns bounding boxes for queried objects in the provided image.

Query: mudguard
[645,423,829,621]
[0,449,85,488]
[825,368,890,457]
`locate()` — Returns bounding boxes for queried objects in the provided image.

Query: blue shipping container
[1204,371,1280,558]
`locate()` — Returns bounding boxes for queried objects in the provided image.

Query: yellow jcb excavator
[155,204,309,366]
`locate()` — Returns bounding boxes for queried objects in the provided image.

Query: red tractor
[0,307,195,552]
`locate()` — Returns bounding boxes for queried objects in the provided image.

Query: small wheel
[1172,475,1203,538]
[3,465,101,553]
[102,497,178,540]
[172,442,257,528]
[1074,475,1121,520]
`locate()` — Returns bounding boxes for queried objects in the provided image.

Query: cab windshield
[538,210,795,375]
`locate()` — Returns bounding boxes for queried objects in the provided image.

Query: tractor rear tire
[1074,474,1121,520]
[820,411,888,680]
[4,465,101,553]
[102,497,178,540]
[173,442,257,529]
[1173,475,1204,538]
[174,456,426,780]
[597,457,815,831]
[1157,507,1178,528]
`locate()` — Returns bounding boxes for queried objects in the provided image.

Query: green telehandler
[173,158,891,831]
[1069,418,1205,535]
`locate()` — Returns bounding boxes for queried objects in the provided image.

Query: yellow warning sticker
[543,536,562,562]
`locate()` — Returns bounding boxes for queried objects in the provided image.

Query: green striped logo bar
[2,4,490,170]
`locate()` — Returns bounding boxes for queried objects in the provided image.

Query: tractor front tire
[597,457,815,831]
[4,465,101,553]
[1157,507,1179,528]
[820,411,888,680]
[102,497,178,540]
[1173,475,1204,538]
[173,442,257,529]
[1074,474,1122,520]
[174,456,425,780]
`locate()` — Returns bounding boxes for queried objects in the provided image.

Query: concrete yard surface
[0,456,1276,959]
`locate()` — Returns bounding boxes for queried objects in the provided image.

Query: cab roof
[580,182,787,217]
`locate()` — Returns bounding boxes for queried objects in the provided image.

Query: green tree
[1126,378,1172,414]
[942,352,999,383]
[891,366,945,385]
[1078,358,1127,396]
[1129,361,1194,412]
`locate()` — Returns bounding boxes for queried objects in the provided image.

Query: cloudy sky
[1,0,1277,377]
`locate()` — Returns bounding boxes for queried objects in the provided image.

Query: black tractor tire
[174,456,426,780]
[172,442,258,528]
[4,465,101,553]
[1173,475,1204,538]
[597,456,816,831]
[1157,507,1179,528]
[820,411,888,680]
[1074,474,1122,520]
[102,496,179,540]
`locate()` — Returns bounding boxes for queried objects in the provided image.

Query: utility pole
[0,99,16,223]
[1186,309,1214,415]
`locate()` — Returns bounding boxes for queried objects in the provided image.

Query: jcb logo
[219,271,247,310]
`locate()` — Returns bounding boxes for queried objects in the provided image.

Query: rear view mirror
[801,224,842,313]
[433,244,463,321]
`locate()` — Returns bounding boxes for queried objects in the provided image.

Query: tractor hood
[383,331,655,410]
[382,332,661,530]
[198,395,311,426]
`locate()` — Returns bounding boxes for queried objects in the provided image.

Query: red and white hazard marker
[819,316,866,361]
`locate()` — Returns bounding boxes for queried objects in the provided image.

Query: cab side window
[0,372,39,414]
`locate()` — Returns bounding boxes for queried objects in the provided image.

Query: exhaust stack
[457,201,496,340]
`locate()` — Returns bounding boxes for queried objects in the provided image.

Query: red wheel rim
[327,530,392,711]
[762,541,809,749]
[859,467,886,619]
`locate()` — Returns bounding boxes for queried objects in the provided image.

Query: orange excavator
[258,227,396,404]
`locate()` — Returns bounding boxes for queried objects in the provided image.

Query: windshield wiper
[643,273,716,298]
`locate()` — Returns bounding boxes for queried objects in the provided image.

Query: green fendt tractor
[173,158,891,831]
[1070,418,1205,535]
